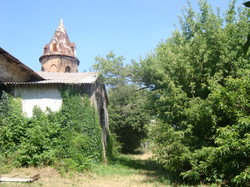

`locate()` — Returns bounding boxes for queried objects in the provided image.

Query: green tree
[137,0,250,185]
[93,51,128,87]
[108,84,150,153]
[93,51,150,153]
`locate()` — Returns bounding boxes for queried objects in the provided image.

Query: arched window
[52,43,57,51]
[65,66,71,73]
[44,47,48,54]
[50,64,58,72]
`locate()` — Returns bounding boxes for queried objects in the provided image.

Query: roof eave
[0,47,44,81]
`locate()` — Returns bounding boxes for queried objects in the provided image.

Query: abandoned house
[0,19,109,152]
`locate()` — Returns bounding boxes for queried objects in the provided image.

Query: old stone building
[39,19,80,73]
[0,47,43,82]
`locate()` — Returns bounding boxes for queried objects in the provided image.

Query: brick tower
[39,19,80,73]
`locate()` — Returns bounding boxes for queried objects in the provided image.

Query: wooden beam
[0,174,40,183]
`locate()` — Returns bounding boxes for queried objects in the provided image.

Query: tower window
[44,47,48,54]
[52,43,57,51]
[65,66,71,73]
[50,64,58,72]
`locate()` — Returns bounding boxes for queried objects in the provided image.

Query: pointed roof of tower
[57,19,66,32]
[42,19,77,58]
[51,19,70,43]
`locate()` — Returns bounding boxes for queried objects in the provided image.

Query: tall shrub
[138,0,250,185]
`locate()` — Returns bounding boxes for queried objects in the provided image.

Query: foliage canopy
[135,0,250,185]
[93,51,150,153]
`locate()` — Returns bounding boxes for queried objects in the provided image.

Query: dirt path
[0,152,169,187]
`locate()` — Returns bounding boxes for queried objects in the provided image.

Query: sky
[0,0,245,72]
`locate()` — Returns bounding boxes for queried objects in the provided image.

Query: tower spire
[39,19,80,73]
[57,18,65,33]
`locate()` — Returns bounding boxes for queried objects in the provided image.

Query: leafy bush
[178,76,250,185]
[140,0,250,186]
[0,93,27,156]
[13,107,62,167]
[0,90,103,172]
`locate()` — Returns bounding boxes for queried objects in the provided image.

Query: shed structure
[0,47,109,156]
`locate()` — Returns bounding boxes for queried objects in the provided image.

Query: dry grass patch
[1,152,212,186]
[0,166,167,187]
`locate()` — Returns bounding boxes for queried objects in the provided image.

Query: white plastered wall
[14,85,62,117]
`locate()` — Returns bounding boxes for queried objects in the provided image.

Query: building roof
[37,72,99,84]
[2,72,99,85]
[0,47,44,82]
[0,47,98,85]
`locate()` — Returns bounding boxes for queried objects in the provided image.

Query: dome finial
[57,17,65,32]
[60,16,64,26]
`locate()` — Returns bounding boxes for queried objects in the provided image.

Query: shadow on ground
[111,152,170,185]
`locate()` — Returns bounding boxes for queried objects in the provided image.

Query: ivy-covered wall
[0,89,104,171]
[11,81,109,134]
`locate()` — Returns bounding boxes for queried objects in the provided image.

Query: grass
[91,152,169,182]
[0,151,217,187]
[90,151,171,187]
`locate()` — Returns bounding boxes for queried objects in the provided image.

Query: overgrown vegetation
[93,0,250,186]
[1,0,249,186]
[93,51,151,153]
[135,0,250,186]
[0,152,171,187]
[0,90,102,172]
